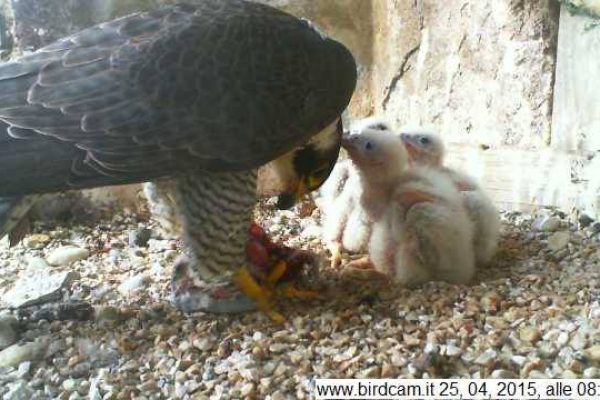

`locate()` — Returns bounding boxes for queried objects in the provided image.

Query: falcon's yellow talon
[233,266,272,301]
[267,310,286,324]
[267,260,288,284]
[233,266,284,323]
[279,284,320,300]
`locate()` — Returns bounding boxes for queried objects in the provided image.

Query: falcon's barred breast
[0,0,357,316]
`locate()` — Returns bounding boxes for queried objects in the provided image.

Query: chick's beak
[341,134,361,160]
[401,139,420,160]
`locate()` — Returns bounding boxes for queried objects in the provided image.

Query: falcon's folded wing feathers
[0,1,355,196]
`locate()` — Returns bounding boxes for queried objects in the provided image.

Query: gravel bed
[0,201,599,399]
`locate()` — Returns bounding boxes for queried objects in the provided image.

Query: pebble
[490,369,518,379]
[47,246,90,266]
[584,345,600,362]
[93,306,127,322]
[568,360,584,373]
[510,355,527,366]
[3,380,34,400]
[583,367,600,379]
[150,262,164,276]
[578,214,594,228]
[62,379,78,392]
[108,249,121,265]
[28,378,44,389]
[2,268,78,308]
[269,343,287,353]
[44,384,58,398]
[556,331,569,346]
[16,361,31,379]
[533,216,561,231]
[0,336,48,368]
[128,228,152,248]
[174,382,187,398]
[445,343,462,357]
[570,332,587,350]
[528,370,548,379]
[424,342,439,354]
[519,326,541,343]
[25,257,51,271]
[240,383,254,397]
[356,366,380,378]
[474,349,497,366]
[300,225,322,240]
[87,379,102,400]
[24,234,51,249]
[562,370,579,378]
[0,314,18,350]
[117,274,150,296]
[193,338,215,351]
[119,359,139,371]
[547,232,570,251]
[381,363,399,378]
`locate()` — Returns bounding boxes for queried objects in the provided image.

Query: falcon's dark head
[257,118,343,209]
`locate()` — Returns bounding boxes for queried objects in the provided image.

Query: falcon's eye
[419,137,430,145]
[312,165,330,179]
[306,165,331,191]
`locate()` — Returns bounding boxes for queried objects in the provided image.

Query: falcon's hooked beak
[257,118,343,209]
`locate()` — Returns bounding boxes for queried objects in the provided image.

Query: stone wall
[373,1,560,149]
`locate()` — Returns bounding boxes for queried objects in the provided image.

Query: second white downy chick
[400,131,500,265]
[319,118,393,267]
[342,129,476,286]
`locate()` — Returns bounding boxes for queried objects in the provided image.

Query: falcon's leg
[328,241,343,269]
[169,170,260,314]
[0,195,39,246]
[143,180,182,239]
[345,256,375,270]
[233,266,285,323]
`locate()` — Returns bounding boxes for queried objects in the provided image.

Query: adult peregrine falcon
[0,1,357,318]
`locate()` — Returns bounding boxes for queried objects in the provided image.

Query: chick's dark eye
[365,141,374,150]
[419,137,430,145]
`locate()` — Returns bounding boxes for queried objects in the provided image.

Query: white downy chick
[400,130,500,265]
[342,129,476,286]
[319,118,393,267]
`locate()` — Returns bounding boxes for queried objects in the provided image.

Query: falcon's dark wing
[0,0,356,196]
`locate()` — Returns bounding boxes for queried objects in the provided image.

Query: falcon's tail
[0,195,38,246]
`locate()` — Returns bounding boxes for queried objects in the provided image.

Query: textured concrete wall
[560,0,600,17]
[372,0,560,149]
[551,5,600,217]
